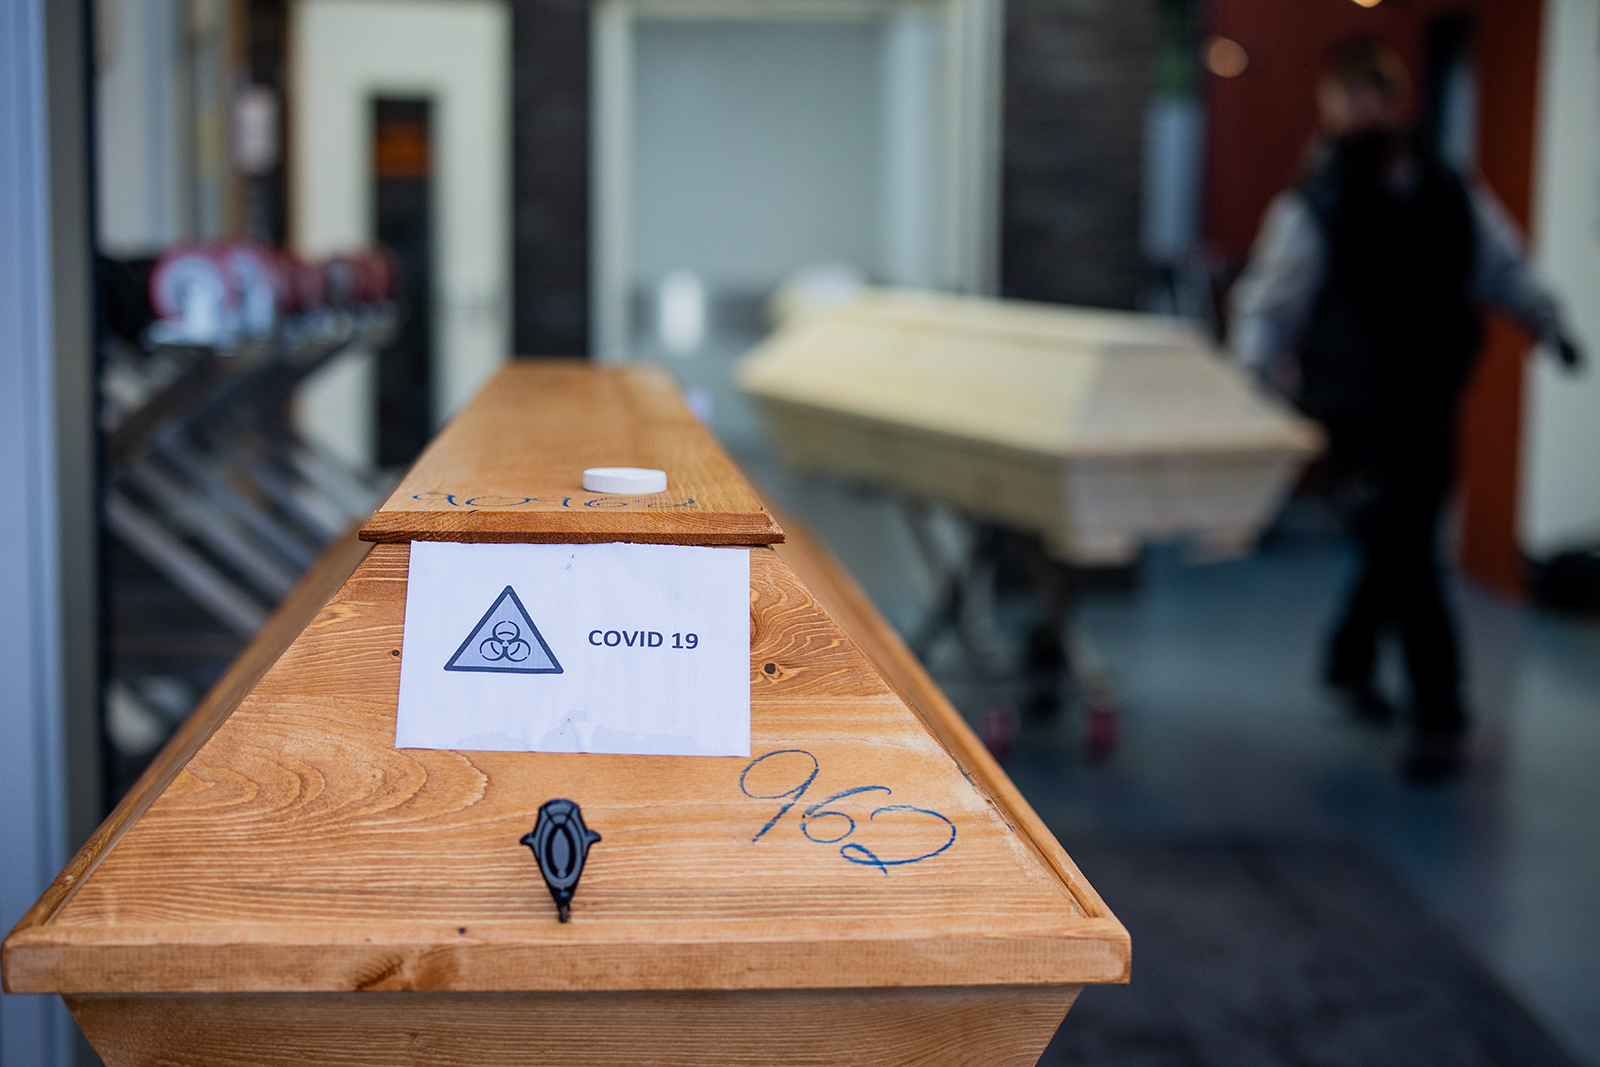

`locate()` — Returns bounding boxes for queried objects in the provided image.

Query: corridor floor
[753,463,1600,1065]
[663,338,1600,1064]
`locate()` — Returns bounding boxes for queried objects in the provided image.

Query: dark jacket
[1297,133,1482,421]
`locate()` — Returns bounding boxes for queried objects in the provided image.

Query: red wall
[1203,0,1545,595]
[1459,0,1545,596]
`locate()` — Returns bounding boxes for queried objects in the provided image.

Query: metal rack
[101,306,397,788]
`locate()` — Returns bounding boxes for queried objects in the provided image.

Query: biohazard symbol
[444,586,562,674]
[482,620,531,662]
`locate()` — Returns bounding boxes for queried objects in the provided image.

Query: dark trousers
[1323,408,1465,730]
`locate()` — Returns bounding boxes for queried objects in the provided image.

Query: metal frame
[101,310,395,634]
[0,0,76,1060]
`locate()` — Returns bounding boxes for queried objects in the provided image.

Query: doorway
[591,0,1002,366]
[373,97,435,466]
[289,0,510,470]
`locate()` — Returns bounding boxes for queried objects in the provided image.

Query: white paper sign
[396,541,750,756]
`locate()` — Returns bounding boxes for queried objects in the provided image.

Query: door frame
[589,0,1002,361]
[289,0,511,468]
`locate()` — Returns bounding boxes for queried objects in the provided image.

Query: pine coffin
[738,290,1323,564]
[3,362,1128,1066]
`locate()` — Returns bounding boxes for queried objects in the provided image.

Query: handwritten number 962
[739,749,956,874]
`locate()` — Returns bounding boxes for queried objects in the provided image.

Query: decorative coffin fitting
[738,290,1324,564]
[3,361,1128,1067]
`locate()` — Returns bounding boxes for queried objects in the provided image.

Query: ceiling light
[1204,36,1249,78]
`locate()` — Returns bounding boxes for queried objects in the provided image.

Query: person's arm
[1471,185,1584,369]
[1228,191,1325,375]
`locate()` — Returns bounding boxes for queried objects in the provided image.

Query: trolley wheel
[978,702,1019,761]
[1085,700,1118,761]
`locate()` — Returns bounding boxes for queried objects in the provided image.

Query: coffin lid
[738,288,1322,458]
[3,364,1127,996]
[361,360,784,545]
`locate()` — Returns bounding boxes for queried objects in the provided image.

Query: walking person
[1229,39,1584,782]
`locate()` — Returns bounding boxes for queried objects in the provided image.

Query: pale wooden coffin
[4,362,1127,1066]
[738,290,1324,564]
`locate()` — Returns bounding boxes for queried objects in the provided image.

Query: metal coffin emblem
[521,799,601,922]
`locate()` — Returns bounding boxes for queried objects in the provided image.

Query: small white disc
[582,467,667,495]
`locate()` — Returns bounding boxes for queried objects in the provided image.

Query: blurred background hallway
[4,0,1599,1061]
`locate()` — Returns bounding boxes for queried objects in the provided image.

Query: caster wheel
[1023,681,1062,721]
[1085,701,1118,761]
[979,702,1019,761]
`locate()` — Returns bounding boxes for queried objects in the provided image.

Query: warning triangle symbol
[443,586,562,674]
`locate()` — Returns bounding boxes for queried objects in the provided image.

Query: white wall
[1524,0,1600,556]
[94,0,188,255]
[592,0,1001,360]
[632,18,887,293]
[290,0,511,469]
[629,12,947,296]
[880,9,943,289]
[1142,96,1202,265]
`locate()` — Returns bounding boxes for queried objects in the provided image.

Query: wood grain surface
[769,509,1119,926]
[6,543,1128,995]
[67,985,1082,1066]
[741,289,1320,458]
[739,289,1321,564]
[360,361,783,545]
[819,289,1207,349]
[4,528,374,947]
[755,397,1065,531]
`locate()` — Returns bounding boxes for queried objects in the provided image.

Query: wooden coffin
[4,362,1127,1066]
[738,290,1323,564]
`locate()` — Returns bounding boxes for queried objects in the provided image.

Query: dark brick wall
[1001,0,1157,310]
[512,0,591,356]
[509,0,1157,343]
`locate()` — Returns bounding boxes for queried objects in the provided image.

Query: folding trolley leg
[1012,533,1118,759]
[901,501,1009,676]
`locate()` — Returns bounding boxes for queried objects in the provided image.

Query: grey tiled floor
[813,486,1600,1066]
[650,339,1600,1066]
